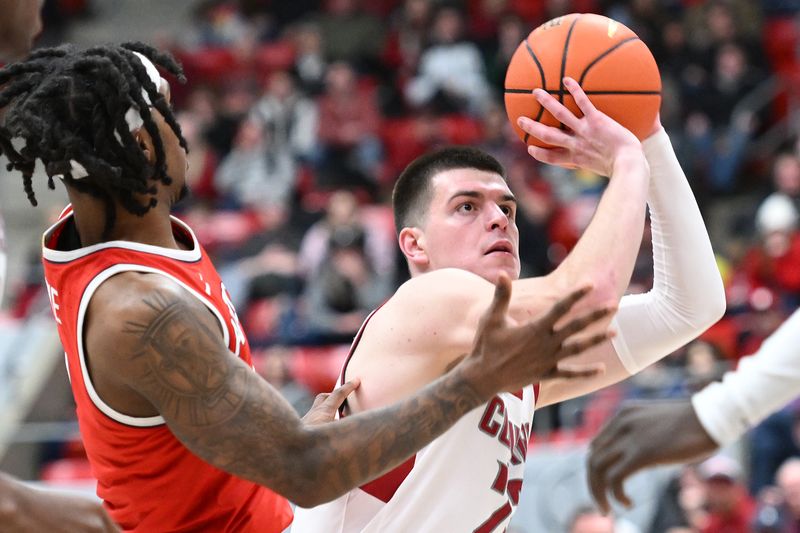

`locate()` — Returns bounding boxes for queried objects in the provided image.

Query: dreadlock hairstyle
[0,42,187,237]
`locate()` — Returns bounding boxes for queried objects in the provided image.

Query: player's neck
[67,192,179,249]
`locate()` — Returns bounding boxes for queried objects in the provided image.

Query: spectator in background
[697,454,756,533]
[567,505,639,533]
[684,0,764,70]
[749,407,800,501]
[298,190,395,283]
[484,13,527,93]
[257,346,314,414]
[204,78,258,157]
[383,0,433,82]
[314,61,383,191]
[773,150,800,215]
[290,22,327,95]
[405,3,491,116]
[568,507,615,533]
[683,42,758,196]
[249,69,318,161]
[175,110,220,207]
[738,194,800,308]
[303,226,391,343]
[773,458,800,533]
[313,0,385,71]
[214,118,296,229]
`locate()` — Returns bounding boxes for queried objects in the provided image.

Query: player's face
[419,168,520,282]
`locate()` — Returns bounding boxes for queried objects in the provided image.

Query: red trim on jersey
[512,389,523,400]
[338,304,417,502]
[360,455,416,503]
[337,305,383,417]
[533,383,540,409]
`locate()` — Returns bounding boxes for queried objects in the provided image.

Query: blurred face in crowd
[325,62,357,94]
[778,460,800,518]
[267,71,295,101]
[432,8,463,44]
[405,168,520,283]
[703,476,741,513]
[0,0,43,60]
[774,153,800,196]
[569,513,615,533]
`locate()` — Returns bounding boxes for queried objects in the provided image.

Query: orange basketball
[505,13,661,147]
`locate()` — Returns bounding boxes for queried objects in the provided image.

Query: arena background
[2,0,800,531]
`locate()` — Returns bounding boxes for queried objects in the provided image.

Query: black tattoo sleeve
[125,288,486,507]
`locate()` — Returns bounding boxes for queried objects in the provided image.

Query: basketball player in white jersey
[292,79,726,532]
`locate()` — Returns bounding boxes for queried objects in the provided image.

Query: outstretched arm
[0,471,119,533]
[87,272,614,508]
[587,308,800,512]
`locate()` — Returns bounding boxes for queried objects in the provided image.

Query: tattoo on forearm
[123,289,487,502]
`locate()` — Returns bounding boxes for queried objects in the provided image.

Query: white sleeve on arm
[610,128,726,374]
[692,309,800,446]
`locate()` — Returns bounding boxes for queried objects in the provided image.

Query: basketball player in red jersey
[293,80,726,531]
[0,43,618,532]
[0,2,120,531]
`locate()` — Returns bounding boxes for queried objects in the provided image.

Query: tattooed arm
[84,272,611,507]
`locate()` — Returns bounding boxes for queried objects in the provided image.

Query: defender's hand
[302,380,361,426]
[463,273,615,398]
[587,399,719,513]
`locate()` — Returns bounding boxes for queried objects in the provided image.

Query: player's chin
[481,259,520,283]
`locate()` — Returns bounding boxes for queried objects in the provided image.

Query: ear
[398,227,429,270]
[133,126,155,166]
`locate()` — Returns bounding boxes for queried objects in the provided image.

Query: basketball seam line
[578,37,646,88]
[505,89,661,95]
[524,39,547,140]
[559,16,581,130]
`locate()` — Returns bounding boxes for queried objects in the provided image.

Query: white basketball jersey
[292,313,537,533]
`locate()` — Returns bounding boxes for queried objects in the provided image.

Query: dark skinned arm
[0,472,119,533]
[587,399,718,513]
[86,272,613,508]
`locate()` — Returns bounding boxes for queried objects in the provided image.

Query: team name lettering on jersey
[478,396,531,464]
[45,279,62,324]
[220,282,246,353]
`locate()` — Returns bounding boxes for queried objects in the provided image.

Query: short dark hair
[0,42,186,236]
[391,146,505,234]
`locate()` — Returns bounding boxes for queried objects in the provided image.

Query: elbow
[582,268,623,310]
[696,273,727,331]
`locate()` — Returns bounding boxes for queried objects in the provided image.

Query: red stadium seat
[290,345,350,395]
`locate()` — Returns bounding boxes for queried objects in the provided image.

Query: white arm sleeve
[691,309,800,446]
[611,128,726,374]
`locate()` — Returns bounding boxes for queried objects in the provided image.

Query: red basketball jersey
[42,206,292,532]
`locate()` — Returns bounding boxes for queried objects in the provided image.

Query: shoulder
[86,271,219,354]
[391,268,494,313]
[89,271,198,318]
[370,268,495,350]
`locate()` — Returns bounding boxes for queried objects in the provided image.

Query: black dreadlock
[0,42,187,237]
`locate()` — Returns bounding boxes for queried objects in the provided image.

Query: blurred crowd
[6,0,800,530]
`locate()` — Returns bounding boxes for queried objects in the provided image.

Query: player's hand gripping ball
[505,13,661,147]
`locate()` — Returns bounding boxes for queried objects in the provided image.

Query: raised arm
[519,103,724,405]
[86,272,613,508]
[518,78,650,310]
